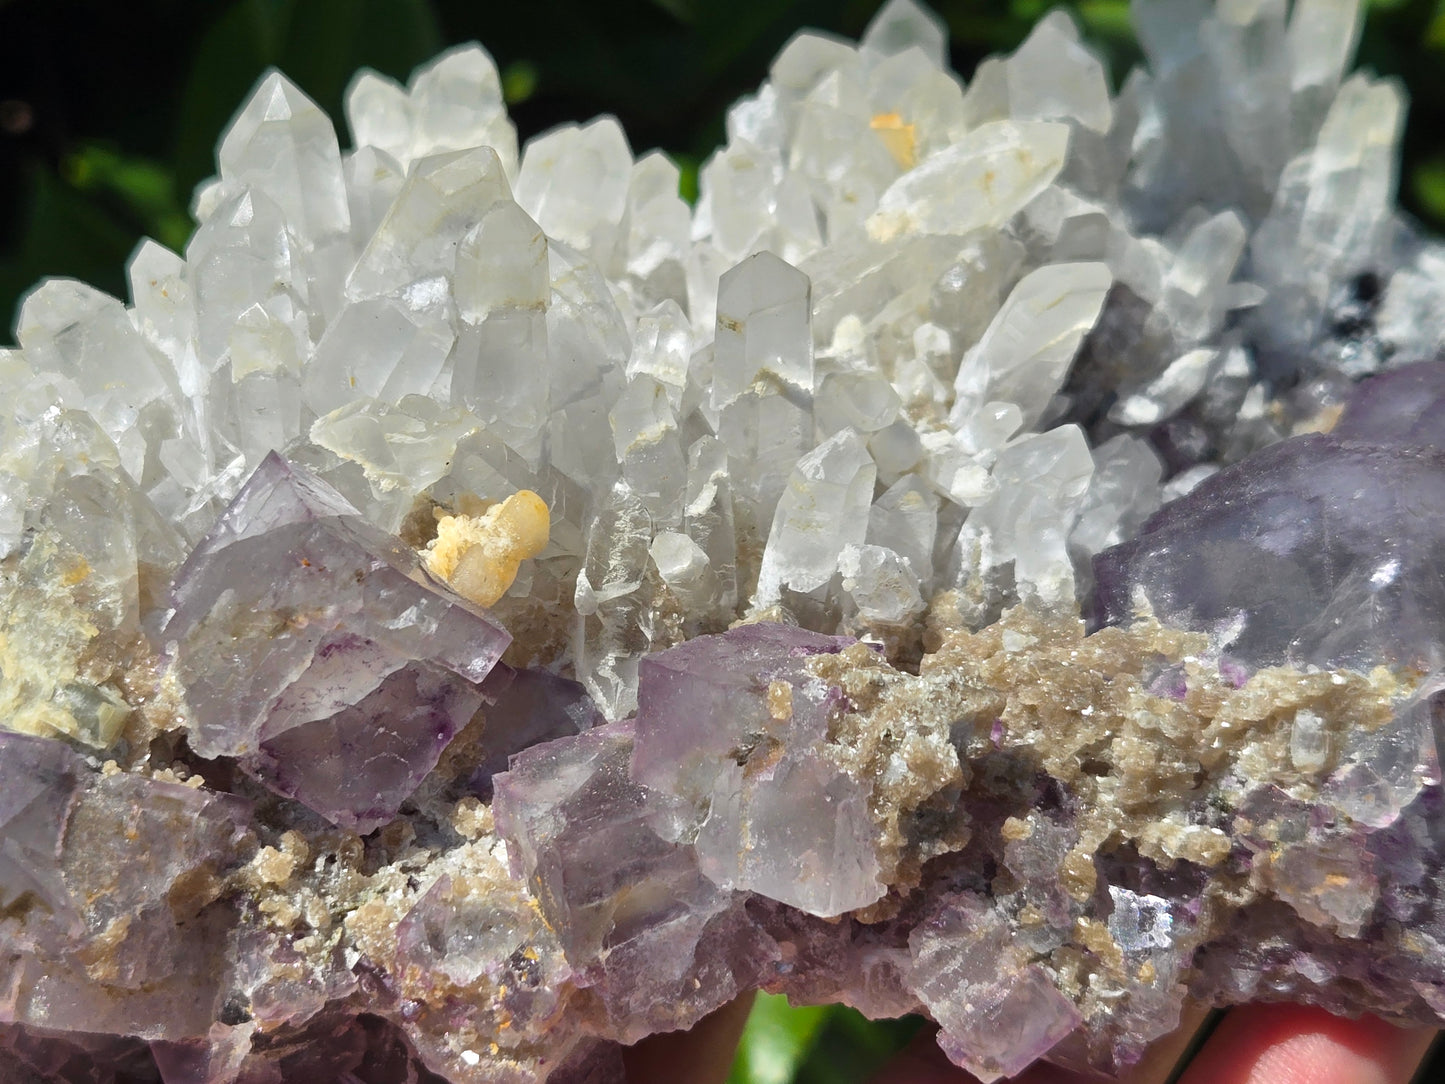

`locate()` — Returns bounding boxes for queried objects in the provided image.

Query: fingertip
[622,991,756,1084]
[1175,1003,1438,1084]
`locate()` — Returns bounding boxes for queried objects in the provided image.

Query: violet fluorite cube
[163,453,510,831]
[632,624,883,917]
[493,723,763,1041]
[0,733,85,935]
[1333,359,1445,448]
[1092,434,1445,671]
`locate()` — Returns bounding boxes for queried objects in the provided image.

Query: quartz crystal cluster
[5,0,1445,1080]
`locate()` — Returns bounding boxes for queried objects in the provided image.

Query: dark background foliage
[2,0,1445,341]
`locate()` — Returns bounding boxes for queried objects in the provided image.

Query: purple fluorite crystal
[465,666,601,800]
[163,453,510,831]
[1092,433,1445,671]
[1333,359,1445,447]
[493,723,771,1043]
[0,733,85,930]
[631,624,881,917]
[0,736,251,1044]
[13,3,1445,1078]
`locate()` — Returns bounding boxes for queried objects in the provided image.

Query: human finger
[1175,1003,1439,1084]
[621,991,757,1084]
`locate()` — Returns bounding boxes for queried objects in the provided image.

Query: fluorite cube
[163,452,509,830]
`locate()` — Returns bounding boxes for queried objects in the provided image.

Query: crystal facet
[7,1,1445,1079]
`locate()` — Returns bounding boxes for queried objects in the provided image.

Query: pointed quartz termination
[14,279,183,485]
[347,145,512,301]
[860,0,948,68]
[218,71,350,244]
[712,251,815,552]
[346,43,519,177]
[630,624,884,917]
[186,185,311,371]
[163,453,510,831]
[754,427,876,609]
[610,373,687,523]
[867,119,1070,242]
[955,425,1095,619]
[1009,12,1113,134]
[302,278,457,417]
[1288,0,1365,143]
[573,481,654,721]
[515,118,633,253]
[951,261,1112,428]
[451,199,551,465]
[411,44,518,172]
[1249,72,1403,376]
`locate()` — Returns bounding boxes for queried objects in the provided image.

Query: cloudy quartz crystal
[8,0,1445,1080]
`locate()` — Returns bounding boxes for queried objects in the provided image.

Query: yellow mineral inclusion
[424,490,550,608]
[870,112,917,170]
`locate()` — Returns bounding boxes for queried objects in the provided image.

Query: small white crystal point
[868,120,1070,241]
[218,70,350,241]
[347,144,512,300]
[754,427,876,606]
[861,0,948,69]
[411,44,515,169]
[1007,10,1113,133]
[454,200,548,322]
[713,250,814,410]
[346,70,413,162]
[952,261,1112,428]
[516,117,634,252]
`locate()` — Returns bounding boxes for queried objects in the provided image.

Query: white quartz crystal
[755,428,876,608]
[6,0,1438,733]
[868,119,1070,242]
[951,262,1112,427]
[219,72,351,243]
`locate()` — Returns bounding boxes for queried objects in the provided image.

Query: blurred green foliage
[3,0,1445,339]
[726,994,927,1084]
[734,1000,924,1084]
[0,0,1443,1078]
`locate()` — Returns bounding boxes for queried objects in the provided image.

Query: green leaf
[1411,156,1445,224]
[792,1008,927,1084]
[727,994,832,1084]
[62,145,192,252]
[673,151,701,205]
[1076,0,1134,41]
[0,166,139,340]
[503,60,541,105]
[1426,0,1445,49]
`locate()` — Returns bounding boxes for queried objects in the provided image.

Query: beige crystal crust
[56,600,1402,1080]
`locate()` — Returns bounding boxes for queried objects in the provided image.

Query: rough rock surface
[4,0,1445,1080]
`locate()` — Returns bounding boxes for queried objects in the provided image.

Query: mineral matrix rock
[5,0,1445,1081]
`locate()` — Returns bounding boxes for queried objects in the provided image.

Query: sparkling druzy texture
[6,0,1445,1080]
